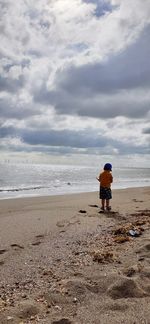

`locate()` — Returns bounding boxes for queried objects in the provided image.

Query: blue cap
[104,163,112,171]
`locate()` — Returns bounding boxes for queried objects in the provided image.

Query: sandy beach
[0,187,150,324]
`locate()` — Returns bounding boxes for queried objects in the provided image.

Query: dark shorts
[99,186,112,200]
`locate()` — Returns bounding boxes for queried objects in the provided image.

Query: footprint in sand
[31,234,45,246]
[138,267,150,294]
[11,244,24,249]
[31,241,42,246]
[78,209,87,214]
[0,249,7,255]
[68,219,81,226]
[104,301,129,312]
[88,204,99,208]
[137,243,150,253]
[57,220,80,230]
[136,243,150,260]
[53,278,99,301]
[16,300,39,320]
[56,220,69,228]
[35,234,45,239]
[132,199,143,203]
[98,211,124,220]
[52,319,72,324]
[107,277,147,299]
[59,229,66,233]
[44,278,94,310]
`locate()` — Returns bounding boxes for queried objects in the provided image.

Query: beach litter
[112,221,144,243]
[91,249,116,263]
[128,229,140,237]
[113,236,130,243]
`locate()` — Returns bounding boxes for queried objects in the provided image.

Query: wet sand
[0,187,150,324]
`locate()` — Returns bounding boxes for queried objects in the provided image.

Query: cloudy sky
[0,0,150,166]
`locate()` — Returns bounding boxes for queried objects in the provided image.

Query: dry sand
[0,187,150,324]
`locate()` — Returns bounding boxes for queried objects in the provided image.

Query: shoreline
[0,183,150,201]
[0,186,150,323]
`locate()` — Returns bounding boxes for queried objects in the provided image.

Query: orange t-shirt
[99,170,113,188]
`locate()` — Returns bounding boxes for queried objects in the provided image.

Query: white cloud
[0,0,150,163]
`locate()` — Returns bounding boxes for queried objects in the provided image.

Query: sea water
[0,162,150,199]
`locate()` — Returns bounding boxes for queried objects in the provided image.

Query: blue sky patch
[83,0,118,17]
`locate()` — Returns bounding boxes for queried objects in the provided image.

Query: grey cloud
[27,49,43,57]
[21,128,107,148]
[56,26,150,94]
[0,125,108,149]
[0,97,41,120]
[0,0,149,159]
[34,26,150,119]
[143,127,150,134]
[35,87,149,119]
[0,57,30,93]
[3,59,30,71]
[0,125,16,138]
[0,125,149,155]
[0,75,24,93]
